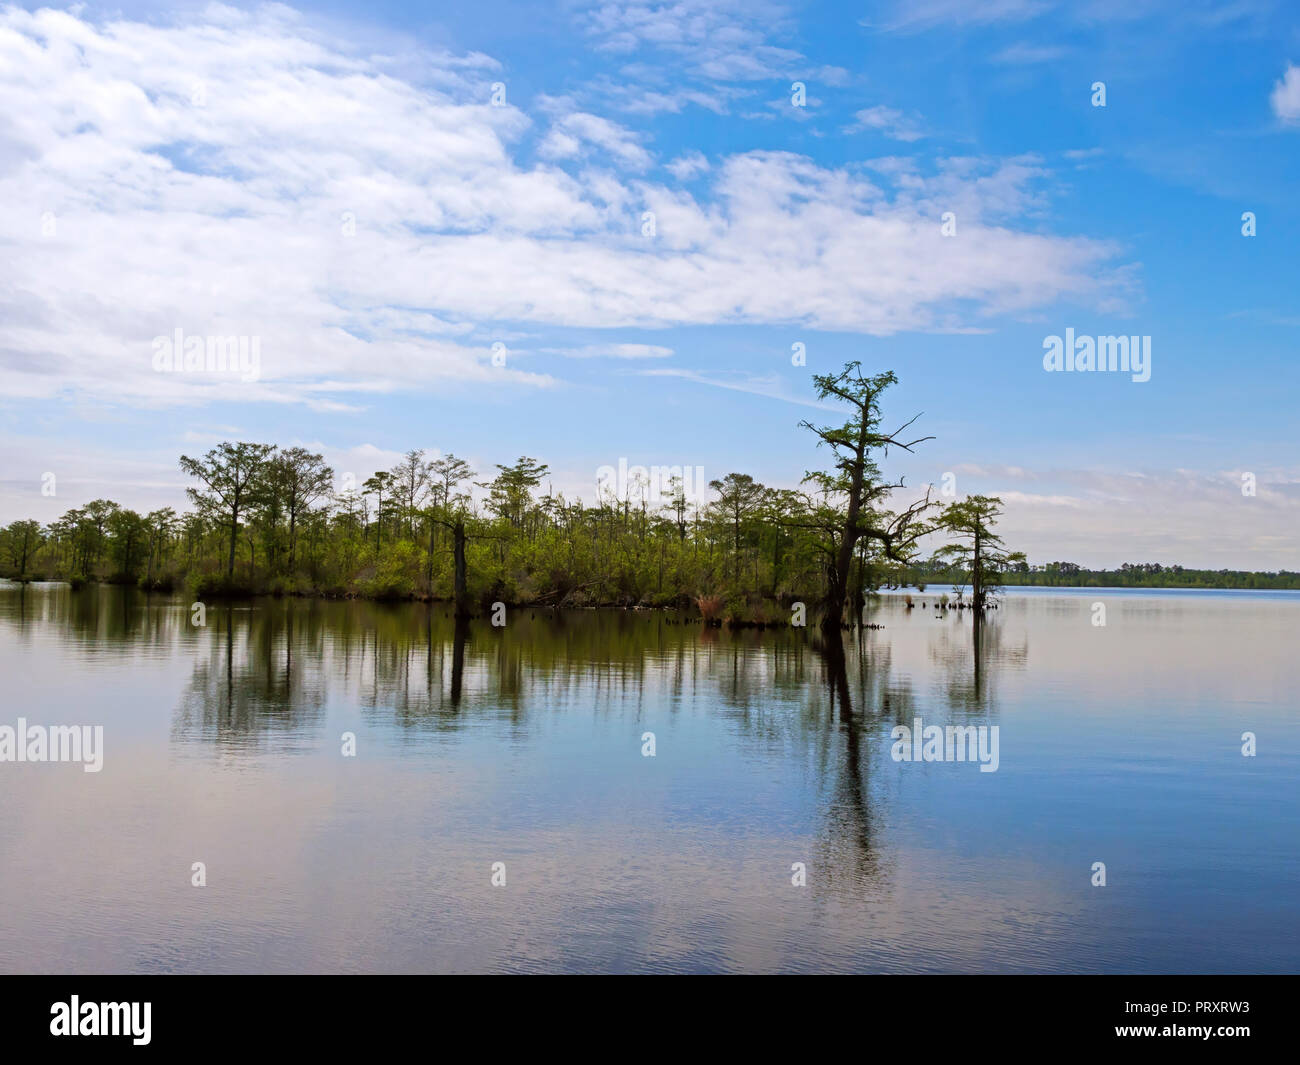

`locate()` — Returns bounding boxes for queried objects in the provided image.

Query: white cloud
[923,465,1300,569]
[637,368,830,409]
[992,42,1068,64]
[1270,64,1300,123]
[871,0,1050,33]
[543,344,673,358]
[578,0,806,80]
[0,5,1130,417]
[538,111,653,169]
[665,151,710,180]
[845,106,926,141]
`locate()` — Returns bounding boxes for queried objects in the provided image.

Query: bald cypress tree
[797,363,937,627]
[932,495,1025,611]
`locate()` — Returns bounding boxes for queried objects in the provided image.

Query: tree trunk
[852,545,866,625]
[771,528,780,597]
[453,519,469,618]
[824,429,869,629]
[426,518,435,593]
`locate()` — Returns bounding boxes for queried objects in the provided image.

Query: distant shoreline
[879,583,1300,597]
[4,577,1299,600]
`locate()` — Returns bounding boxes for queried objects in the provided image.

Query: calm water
[1,581,1297,974]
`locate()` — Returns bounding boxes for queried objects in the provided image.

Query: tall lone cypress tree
[797,363,937,628]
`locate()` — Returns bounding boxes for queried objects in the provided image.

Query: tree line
[895,559,1300,590]
[0,363,1094,623]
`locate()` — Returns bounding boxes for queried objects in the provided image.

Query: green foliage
[188,571,258,599]
[362,541,419,600]
[798,362,938,623]
[40,365,1281,608]
[931,495,1025,609]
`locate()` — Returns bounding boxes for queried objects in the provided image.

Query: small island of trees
[3,363,1296,620]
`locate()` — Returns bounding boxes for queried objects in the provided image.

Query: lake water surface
[1,582,1296,973]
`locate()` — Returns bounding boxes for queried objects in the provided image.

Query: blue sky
[1,0,1298,567]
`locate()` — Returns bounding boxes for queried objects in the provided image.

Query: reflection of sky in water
[0,583,1296,973]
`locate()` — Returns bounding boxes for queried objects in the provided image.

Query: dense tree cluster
[14,363,1283,613]
[0,450,904,619]
[0,366,932,622]
[5,363,1293,610]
